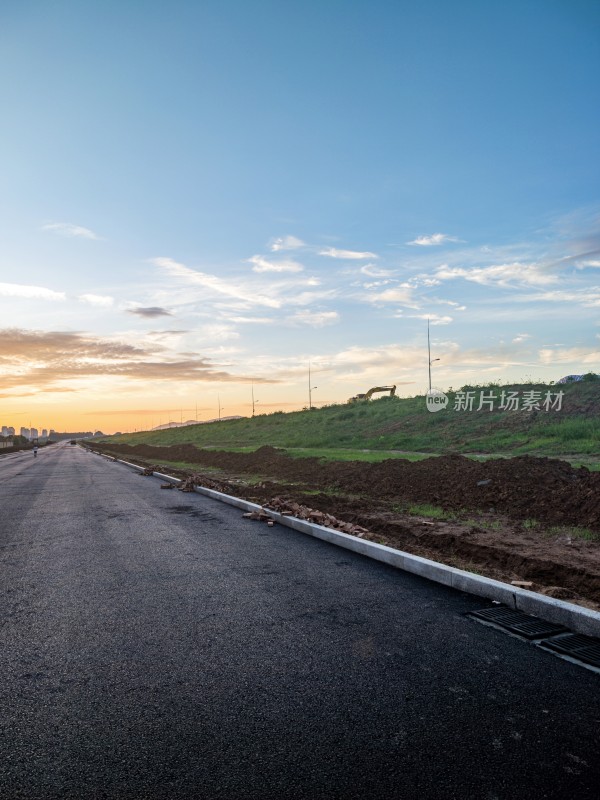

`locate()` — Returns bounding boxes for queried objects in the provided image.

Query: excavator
[347,385,397,403]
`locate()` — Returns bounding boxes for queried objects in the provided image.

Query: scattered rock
[178,476,198,492]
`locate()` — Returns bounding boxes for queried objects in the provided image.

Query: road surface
[1,443,599,799]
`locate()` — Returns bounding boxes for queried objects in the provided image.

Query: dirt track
[92,443,600,610]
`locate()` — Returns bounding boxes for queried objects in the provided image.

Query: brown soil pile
[94,443,600,609]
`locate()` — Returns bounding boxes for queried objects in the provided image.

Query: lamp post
[427,318,441,392]
[251,384,259,417]
[218,395,224,421]
[308,362,317,410]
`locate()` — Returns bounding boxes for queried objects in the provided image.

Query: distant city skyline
[1,1,598,433]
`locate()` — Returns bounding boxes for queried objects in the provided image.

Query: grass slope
[105,380,600,462]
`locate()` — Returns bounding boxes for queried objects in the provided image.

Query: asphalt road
[1,443,599,800]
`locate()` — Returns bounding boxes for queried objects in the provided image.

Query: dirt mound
[97,444,600,529]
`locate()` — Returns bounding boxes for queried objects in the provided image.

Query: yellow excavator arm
[348,385,396,403]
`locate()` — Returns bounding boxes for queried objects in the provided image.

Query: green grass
[102,380,600,461]
[405,503,455,520]
[547,525,600,542]
[522,518,539,530]
[465,518,502,530]
[285,447,429,462]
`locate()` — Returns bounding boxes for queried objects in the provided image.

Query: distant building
[1,426,7,437]
[30,428,39,440]
[7,427,15,436]
[20,427,30,439]
[41,429,48,438]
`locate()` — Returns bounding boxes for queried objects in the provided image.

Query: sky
[1,0,599,434]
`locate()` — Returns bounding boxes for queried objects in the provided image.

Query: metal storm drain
[467,605,600,672]
[539,633,600,669]
[467,606,567,640]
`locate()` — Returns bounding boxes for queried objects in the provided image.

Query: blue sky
[1,0,599,432]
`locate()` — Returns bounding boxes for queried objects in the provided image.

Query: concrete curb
[103,453,600,639]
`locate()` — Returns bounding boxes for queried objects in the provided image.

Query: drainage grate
[467,606,568,640]
[539,633,600,669]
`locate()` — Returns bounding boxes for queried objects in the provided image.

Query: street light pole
[308,362,317,410]
[427,318,440,391]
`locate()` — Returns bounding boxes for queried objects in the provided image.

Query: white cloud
[409,313,453,325]
[368,286,415,305]
[538,347,600,366]
[518,288,600,306]
[270,235,305,252]
[433,299,467,310]
[151,257,282,308]
[229,316,275,325]
[248,255,304,273]
[512,333,531,344]
[289,289,337,306]
[407,233,459,247]
[319,247,378,260]
[0,282,65,301]
[78,293,114,307]
[435,262,558,287]
[41,222,99,240]
[405,274,442,288]
[289,310,340,327]
[360,264,393,277]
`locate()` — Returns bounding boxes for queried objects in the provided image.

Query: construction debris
[141,465,159,476]
[242,510,272,522]
[261,497,371,538]
[160,483,174,489]
[178,476,198,492]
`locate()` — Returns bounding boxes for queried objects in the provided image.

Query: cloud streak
[407,233,459,246]
[152,257,282,308]
[319,247,378,260]
[248,255,304,273]
[41,222,100,240]
[435,262,558,287]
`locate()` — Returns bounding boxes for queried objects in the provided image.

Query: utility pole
[428,318,440,392]
[308,361,317,410]
[251,383,256,416]
[428,319,432,392]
